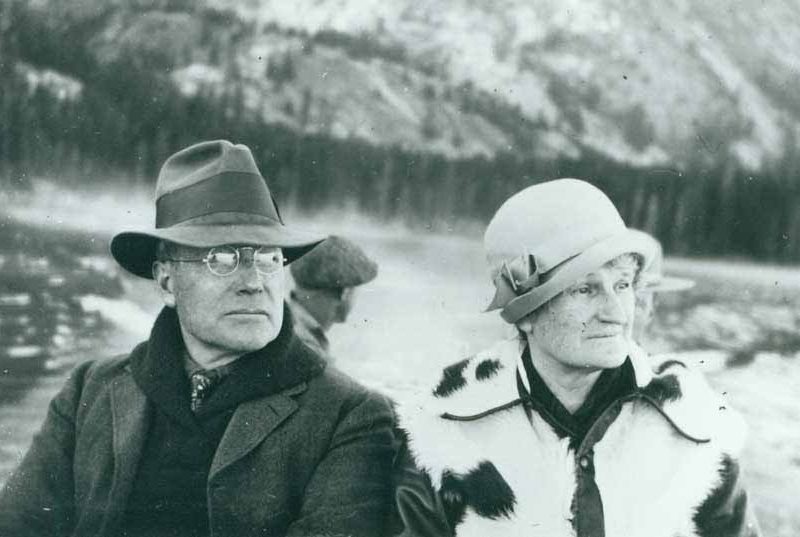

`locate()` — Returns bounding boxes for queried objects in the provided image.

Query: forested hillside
[2,0,800,260]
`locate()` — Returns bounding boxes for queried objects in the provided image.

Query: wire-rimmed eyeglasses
[165,246,285,277]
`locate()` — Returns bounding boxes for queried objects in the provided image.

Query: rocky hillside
[216,0,800,170]
[10,0,800,171]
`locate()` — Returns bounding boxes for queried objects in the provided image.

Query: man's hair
[155,240,180,263]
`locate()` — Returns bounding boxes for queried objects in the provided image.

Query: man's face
[155,244,285,360]
[334,287,356,324]
[298,287,355,329]
[520,258,637,373]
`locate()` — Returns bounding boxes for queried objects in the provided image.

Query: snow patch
[19,63,83,101]
[79,295,151,339]
[172,63,225,96]
[3,179,152,237]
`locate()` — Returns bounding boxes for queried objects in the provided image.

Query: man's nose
[236,252,265,293]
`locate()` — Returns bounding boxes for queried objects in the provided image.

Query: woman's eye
[576,286,591,295]
[616,281,631,291]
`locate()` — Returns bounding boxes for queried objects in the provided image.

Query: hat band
[156,172,279,228]
[498,230,654,323]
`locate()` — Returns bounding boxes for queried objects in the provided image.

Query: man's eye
[576,286,591,295]
[616,281,631,291]
[211,253,237,265]
[256,252,280,264]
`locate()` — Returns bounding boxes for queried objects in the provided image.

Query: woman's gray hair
[607,252,644,287]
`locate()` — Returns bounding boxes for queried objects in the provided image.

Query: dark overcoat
[0,314,396,537]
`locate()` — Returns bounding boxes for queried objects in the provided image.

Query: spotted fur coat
[395,338,759,537]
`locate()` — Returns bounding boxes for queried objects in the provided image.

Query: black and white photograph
[0,1,796,535]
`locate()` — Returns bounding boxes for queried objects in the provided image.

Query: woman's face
[520,257,637,373]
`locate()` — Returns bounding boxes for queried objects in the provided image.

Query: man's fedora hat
[484,178,657,324]
[111,140,325,279]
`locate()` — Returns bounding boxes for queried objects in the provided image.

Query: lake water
[1,187,798,535]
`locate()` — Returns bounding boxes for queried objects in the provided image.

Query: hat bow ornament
[486,253,540,311]
[482,179,658,324]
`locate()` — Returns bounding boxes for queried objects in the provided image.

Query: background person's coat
[0,328,396,537]
[394,338,761,537]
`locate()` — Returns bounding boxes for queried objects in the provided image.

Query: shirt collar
[183,350,236,379]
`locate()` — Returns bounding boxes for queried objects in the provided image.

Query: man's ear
[153,260,177,308]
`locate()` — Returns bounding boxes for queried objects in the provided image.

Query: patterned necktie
[189,370,219,412]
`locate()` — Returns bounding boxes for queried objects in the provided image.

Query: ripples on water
[0,219,123,479]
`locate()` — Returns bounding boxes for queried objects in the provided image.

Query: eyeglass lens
[206,246,283,276]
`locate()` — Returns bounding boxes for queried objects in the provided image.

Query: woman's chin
[580,342,630,369]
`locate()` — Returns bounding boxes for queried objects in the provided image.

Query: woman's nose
[597,288,628,324]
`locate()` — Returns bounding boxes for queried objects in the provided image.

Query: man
[288,235,378,358]
[0,140,396,536]
[628,229,695,346]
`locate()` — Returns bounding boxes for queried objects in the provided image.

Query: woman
[393,179,760,537]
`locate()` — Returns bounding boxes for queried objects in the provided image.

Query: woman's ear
[152,261,177,308]
[516,317,533,335]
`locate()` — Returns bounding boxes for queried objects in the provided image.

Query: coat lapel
[100,370,150,532]
[209,382,307,479]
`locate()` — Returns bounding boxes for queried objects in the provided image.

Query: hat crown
[290,235,378,289]
[152,140,280,229]
[484,178,625,276]
[155,140,261,199]
[110,140,325,279]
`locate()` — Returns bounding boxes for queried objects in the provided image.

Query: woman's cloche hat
[111,140,324,279]
[484,178,657,324]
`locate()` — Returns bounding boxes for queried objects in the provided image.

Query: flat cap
[290,235,378,289]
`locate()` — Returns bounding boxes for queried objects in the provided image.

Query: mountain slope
[216,0,800,170]
[11,0,800,171]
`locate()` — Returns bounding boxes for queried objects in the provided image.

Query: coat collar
[101,369,150,534]
[103,304,327,526]
[130,304,326,427]
[515,339,654,396]
[423,337,718,445]
[209,382,306,479]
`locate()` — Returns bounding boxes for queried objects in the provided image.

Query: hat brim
[644,275,695,293]
[498,228,657,323]
[111,223,325,279]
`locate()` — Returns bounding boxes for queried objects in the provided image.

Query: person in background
[0,140,396,537]
[288,235,378,358]
[628,229,695,347]
[392,178,760,536]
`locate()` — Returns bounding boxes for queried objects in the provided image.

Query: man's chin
[224,327,280,353]
[233,338,273,354]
